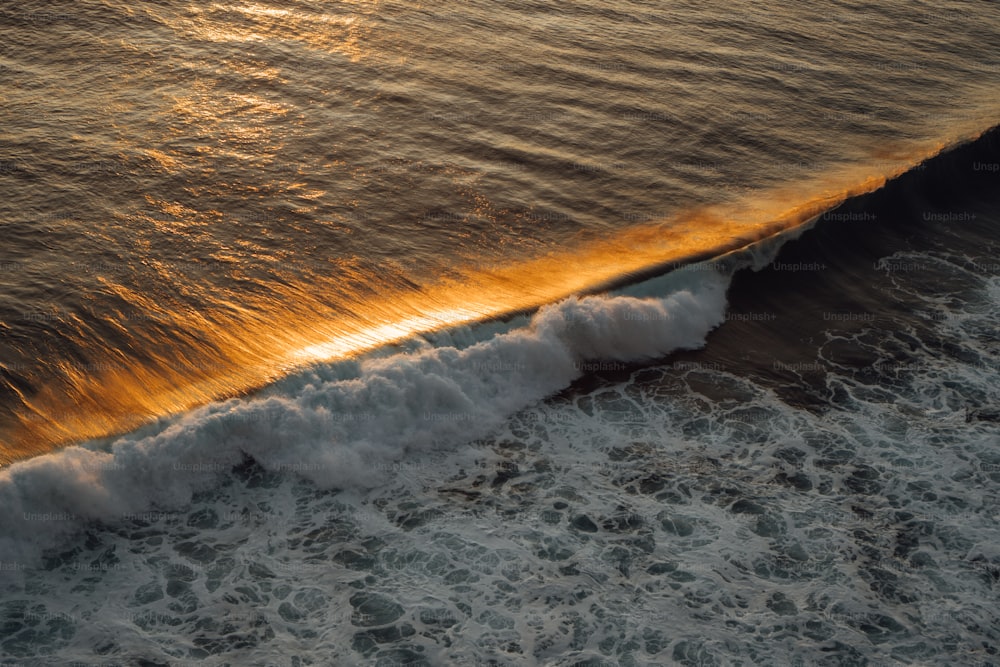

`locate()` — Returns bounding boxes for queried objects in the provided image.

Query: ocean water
[1,0,999,665]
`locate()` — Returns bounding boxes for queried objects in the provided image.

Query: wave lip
[0,271,730,566]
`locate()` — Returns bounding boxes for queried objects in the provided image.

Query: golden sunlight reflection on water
[0,131,963,463]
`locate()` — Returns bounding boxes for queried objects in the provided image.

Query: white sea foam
[0,271,731,565]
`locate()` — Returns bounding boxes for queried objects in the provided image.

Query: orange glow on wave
[0,136,966,464]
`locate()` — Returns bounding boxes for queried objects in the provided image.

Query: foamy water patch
[0,271,730,568]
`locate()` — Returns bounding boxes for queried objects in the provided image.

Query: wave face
[5,123,994,565]
[2,0,1000,458]
[0,125,998,664]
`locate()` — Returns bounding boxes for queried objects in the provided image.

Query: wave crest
[0,271,730,565]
